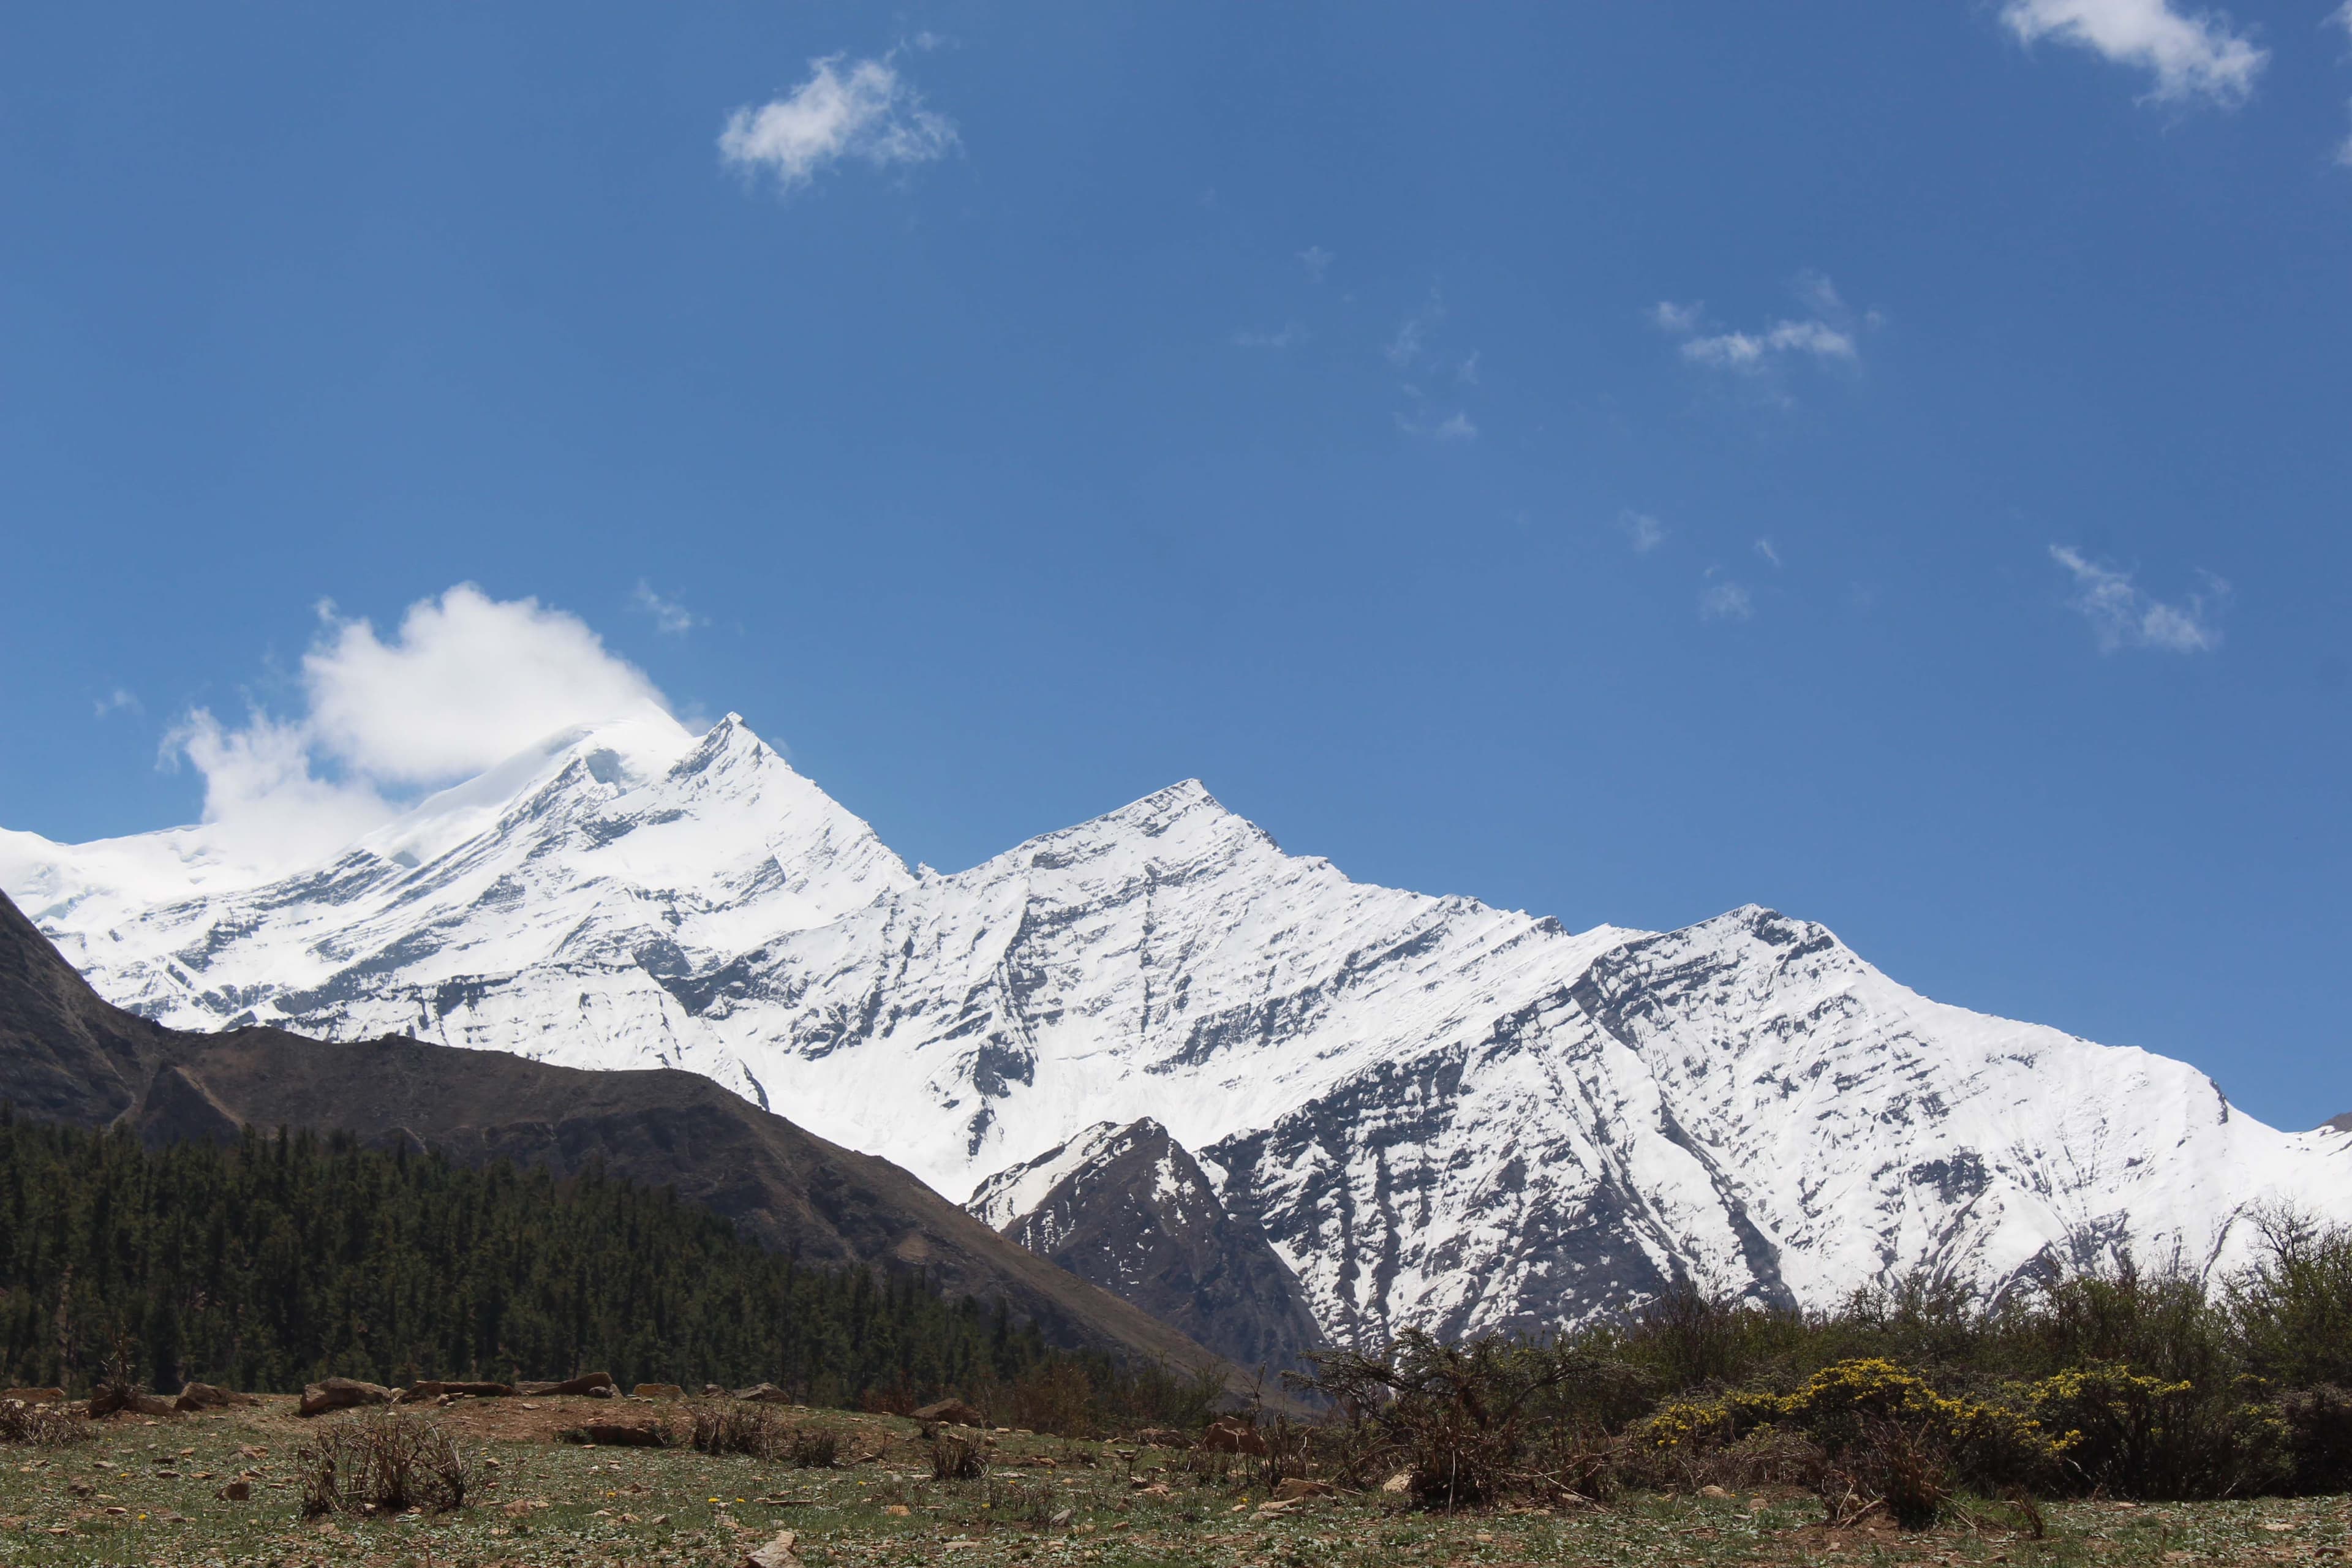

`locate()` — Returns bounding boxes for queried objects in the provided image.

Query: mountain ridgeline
[6,709,2349,1367]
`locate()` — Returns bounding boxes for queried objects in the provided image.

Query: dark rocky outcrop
[971,1119,1325,1373]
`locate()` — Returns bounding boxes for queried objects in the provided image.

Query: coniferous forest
[0,1110,1060,1403]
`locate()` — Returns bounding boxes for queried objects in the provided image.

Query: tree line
[0,1110,1067,1404]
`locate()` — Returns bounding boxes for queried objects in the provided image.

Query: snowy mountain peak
[7,724,2346,1353]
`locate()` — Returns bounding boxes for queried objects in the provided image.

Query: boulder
[1198,1419,1268,1457]
[910,1398,987,1427]
[298,1378,392,1418]
[215,1480,251,1502]
[742,1528,799,1568]
[1131,1427,1191,1449]
[126,1392,178,1417]
[517,1371,615,1397]
[173,1383,255,1412]
[1,1387,64,1404]
[564,1421,668,1447]
[733,1383,795,1404]
[1271,1478,1335,1501]
[394,1381,516,1404]
[632,1383,687,1400]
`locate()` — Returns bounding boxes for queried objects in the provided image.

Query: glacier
[5,709,2346,1349]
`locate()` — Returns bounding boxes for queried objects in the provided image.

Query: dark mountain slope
[970,1119,1325,1373]
[0,891,1223,1374]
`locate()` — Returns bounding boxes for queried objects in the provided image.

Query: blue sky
[2,1,2348,1127]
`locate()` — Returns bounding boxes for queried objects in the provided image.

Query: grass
[0,1398,2343,1567]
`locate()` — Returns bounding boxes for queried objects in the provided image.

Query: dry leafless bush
[296,1408,473,1516]
[930,1432,986,1481]
[0,1398,85,1447]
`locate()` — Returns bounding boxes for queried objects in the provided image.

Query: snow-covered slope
[7,712,2345,1348]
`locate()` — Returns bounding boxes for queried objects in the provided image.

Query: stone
[632,1382,687,1400]
[910,1398,987,1427]
[298,1378,392,1418]
[567,1422,668,1447]
[1271,1478,1334,1501]
[741,1527,799,1567]
[173,1383,254,1412]
[394,1381,515,1403]
[1198,1419,1269,1457]
[1381,1471,1412,1494]
[1701,1484,1732,1499]
[1,1387,64,1404]
[516,1371,614,1396]
[216,1480,251,1502]
[734,1383,796,1403]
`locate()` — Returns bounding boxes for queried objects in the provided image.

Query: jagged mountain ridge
[6,710,2346,1350]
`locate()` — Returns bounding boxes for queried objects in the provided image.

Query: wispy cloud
[1619,510,1667,554]
[93,687,141,720]
[1653,274,1867,378]
[2001,0,2265,106]
[1298,246,1335,283]
[1385,293,1445,369]
[2049,545,2227,652]
[1755,538,1782,567]
[1395,410,1477,442]
[1232,323,1308,350]
[633,581,705,636]
[719,54,957,192]
[2335,4,2352,166]
[1700,577,1755,622]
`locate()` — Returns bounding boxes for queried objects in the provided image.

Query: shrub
[789,1429,840,1468]
[0,1397,85,1447]
[1296,1330,1638,1506]
[2273,1385,2352,1496]
[931,1433,986,1481]
[691,1404,783,1458]
[2025,1362,2282,1499]
[296,1409,473,1516]
[2231,1212,2352,1391]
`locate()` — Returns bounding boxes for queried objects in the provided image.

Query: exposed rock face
[8,711,2350,1355]
[970,1120,1323,1372]
[299,1378,391,1417]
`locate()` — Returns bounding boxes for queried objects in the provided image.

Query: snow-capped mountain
[6,711,2346,1354]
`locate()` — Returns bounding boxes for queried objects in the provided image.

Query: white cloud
[1755,538,1782,567]
[93,687,141,719]
[302,586,668,786]
[633,581,704,636]
[1298,246,1334,283]
[1619,510,1667,553]
[2002,0,2265,105]
[165,709,395,870]
[1457,352,1481,386]
[1653,279,1864,377]
[1232,323,1308,349]
[1700,579,1755,621]
[1679,319,1857,369]
[1384,292,1448,369]
[719,55,957,192]
[2049,545,2227,652]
